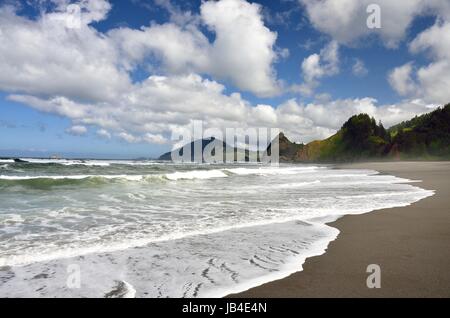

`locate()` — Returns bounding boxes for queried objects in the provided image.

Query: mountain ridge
[158,103,450,163]
[158,137,260,162]
[274,103,450,162]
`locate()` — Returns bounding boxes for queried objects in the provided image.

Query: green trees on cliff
[276,103,450,162]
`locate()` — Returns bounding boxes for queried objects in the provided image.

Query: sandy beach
[230,161,450,298]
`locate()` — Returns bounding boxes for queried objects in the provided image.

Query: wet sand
[230,161,450,297]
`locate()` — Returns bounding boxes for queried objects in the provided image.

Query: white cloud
[251,104,277,125]
[415,60,450,105]
[294,41,339,95]
[388,63,417,96]
[109,0,281,97]
[0,0,282,105]
[7,95,90,119]
[409,20,450,59]
[151,0,199,26]
[275,98,438,143]
[38,0,112,26]
[201,0,280,97]
[9,85,438,146]
[299,0,450,47]
[66,125,87,136]
[389,21,450,104]
[352,59,368,77]
[96,129,111,139]
[299,0,450,104]
[117,132,139,143]
[0,4,130,103]
[109,23,211,74]
[0,0,442,148]
[7,74,251,145]
[142,133,167,145]
[0,0,283,145]
[409,21,450,104]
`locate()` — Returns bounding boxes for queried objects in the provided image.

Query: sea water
[0,159,433,297]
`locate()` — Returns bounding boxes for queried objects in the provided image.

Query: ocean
[0,159,434,297]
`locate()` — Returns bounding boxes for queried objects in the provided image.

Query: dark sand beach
[231,161,450,297]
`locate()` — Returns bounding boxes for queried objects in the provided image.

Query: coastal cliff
[270,103,450,163]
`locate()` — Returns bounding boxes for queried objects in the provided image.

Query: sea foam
[0,162,434,298]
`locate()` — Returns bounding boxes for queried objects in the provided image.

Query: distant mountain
[159,104,449,163]
[268,103,450,162]
[159,137,220,161]
[265,132,303,162]
[158,137,260,162]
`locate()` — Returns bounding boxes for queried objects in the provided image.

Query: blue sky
[0,0,449,158]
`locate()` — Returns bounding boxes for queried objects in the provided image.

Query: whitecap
[165,170,228,180]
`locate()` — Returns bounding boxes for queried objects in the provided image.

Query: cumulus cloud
[299,0,450,47]
[120,131,169,145]
[7,74,251,145]
[352,59,368,77]
[9,82,437,146]
[293,41,339,95]
[200,0,280,96]
[0,0,283,145]
[0,0,281,104]
[66,125,87,136]
[142,133,167,145]
[109,0,281,97]
[0,0,442,148]
[388,63,417,96]
[274,98,438,143]
[96,129,111,139]
[109,23,210,75]
[389,21,450,104]
[116,132,139,143]
[0,4,130,103]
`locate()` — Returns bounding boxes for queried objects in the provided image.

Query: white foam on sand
[0,187,434,298]
[0,211,352,267]
[0,219,339,298]
[104,280,136,298]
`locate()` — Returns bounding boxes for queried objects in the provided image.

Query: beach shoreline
[229,161,450,298]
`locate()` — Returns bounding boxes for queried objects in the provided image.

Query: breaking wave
[0,166,325,189]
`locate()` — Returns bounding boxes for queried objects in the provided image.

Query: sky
[0,0,449,159]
